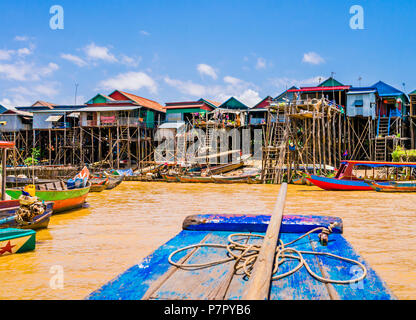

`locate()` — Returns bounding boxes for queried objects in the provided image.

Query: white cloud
[140,30,150,36]
[17,47,33,57]
[60,53,87,67]
[0,50,13,60]
[165,74,262,107]
[98,71,157,93]
[85,43,117,63]
[1,82,60,107]
[223,76,243,86]
[256,57,267,70]
[235,89,262,106]
[164,77,209,97]
[270,76,324,92]
[197,64,218,80]
[0,61,58,81]
[302,52,325,65]
[14,36,29,41]
[120,54,141,67]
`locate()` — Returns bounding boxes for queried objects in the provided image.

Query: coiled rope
[168,223,367,285]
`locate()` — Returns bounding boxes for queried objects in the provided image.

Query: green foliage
[391,145,416,162]
[24,147,40,166]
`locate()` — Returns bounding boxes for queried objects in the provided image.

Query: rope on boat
[168,223,367,285]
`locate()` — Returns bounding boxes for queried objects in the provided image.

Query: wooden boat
[161,174,180,182]
[0,228,36,257]
[179,175,213,183]
[87,184,395,300]
[211,174,260,184]
[367,180,416,193]
[106,175,124,190]
[305,160,416,191]
[0,200,54,230]
[6,181,90,213]
[6,177,60,188]
[90,178,109,192]
[205,161,244,175]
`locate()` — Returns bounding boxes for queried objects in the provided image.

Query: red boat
[305,160,416,191]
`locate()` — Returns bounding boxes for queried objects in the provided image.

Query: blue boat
[87,184,395,300]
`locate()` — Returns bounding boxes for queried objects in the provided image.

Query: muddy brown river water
[0,182,415,299]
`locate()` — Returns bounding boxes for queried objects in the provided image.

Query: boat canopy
[341,160,416,168]
[0,141,15,149]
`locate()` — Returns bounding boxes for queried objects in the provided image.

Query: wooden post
[1,149,6,201]
[116,121,120,169]
[242,183,288,300]
[80,127,84,165]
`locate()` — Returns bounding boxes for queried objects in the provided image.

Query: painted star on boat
[0,241,16,255]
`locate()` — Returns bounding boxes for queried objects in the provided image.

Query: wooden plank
[268,232,332,300]
[242,183,287,300]
[308,233,396,300]
[183,214,343,234]
[150,231,236,300]
[87,230,209,300]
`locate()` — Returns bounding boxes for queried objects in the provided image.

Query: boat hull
[305,175,389,191]
[6,186,90,213]
[0,228,36,256]
[368,181,416,193]
[0,201,53,230]
[179,176,213,183]
[161,174,180,182]
[87,214,395,300]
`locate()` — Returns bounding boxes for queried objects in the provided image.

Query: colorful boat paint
[161,174,180,182]
[305,160,416,191]
[0,200,53,230]
[0,228,36,257]
[90,178,109,192]
[6,184,90,214]
[367,180,416,193]
[87,213,395,300]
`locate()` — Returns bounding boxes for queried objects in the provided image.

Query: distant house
[164,98,219,123]
[212,97,249,127]
[0,108,32,132]
[16,101,82,129]
[287,77,351,108]
[372,81,409,118]
[275,86,298,103]
[409,89,416,117]
[78,90,165,129]
[248,96,273,126]
[0,104,8,114]
[346,87,378,119]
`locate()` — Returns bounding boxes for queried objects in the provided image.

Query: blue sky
[0,0,414,107]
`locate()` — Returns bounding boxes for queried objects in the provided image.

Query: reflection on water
[0,182,415,299]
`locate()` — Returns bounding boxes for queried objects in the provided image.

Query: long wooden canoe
[0,200,53,230]
[6,183,90,214]
[367,180,416,193]
[0,228,36,257]
[161,174,180,182]
[211,174,260,184]
[87,213,395,300]
[106,176,124,189]
[90,178,109,192]
[179,175,213,183]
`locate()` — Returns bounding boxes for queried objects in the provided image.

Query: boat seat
[60,181,67,190]
[45,183,55,190]
[54,181,62,191]
[37,184,46,191]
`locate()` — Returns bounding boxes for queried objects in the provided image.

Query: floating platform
[87,214,395,300]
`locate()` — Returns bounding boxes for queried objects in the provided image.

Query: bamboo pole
[242,183,288,300]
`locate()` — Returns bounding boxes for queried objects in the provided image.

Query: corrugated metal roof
[76,106,141,112]
[45,115,63,122]
[158,121,185,129]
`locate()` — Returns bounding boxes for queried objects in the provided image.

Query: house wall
[33,112,65,129]
[346,92,376,119]
[0,115,30,132]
